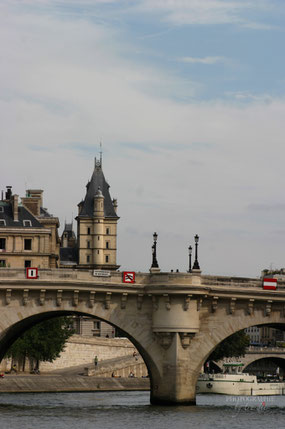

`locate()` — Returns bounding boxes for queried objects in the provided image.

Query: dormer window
[23,220,32,227]
[0,220,6,226]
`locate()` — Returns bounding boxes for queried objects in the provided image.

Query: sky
[1,0,285,278]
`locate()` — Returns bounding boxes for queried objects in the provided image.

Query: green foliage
[209,330,250,362]
[6,317,74,366]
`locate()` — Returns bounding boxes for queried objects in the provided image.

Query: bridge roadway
[0,268,285,405]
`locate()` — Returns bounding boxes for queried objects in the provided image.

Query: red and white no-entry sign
[263,278,277,290]
[26,267,38,279]
[123,271,136,284]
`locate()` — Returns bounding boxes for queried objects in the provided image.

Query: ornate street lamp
[151,232,159,268]
[188,245,192,273]
[192,234,200,270]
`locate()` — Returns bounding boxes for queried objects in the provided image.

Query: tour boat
[196,362,285,396]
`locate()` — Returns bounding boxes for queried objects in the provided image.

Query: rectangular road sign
[93,270,111,277]
[263,278,277,290]
[123,271,136,284]
[26,267,38,279]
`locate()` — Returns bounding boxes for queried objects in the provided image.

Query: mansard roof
[78,161,118,219]
[0,202,43,228]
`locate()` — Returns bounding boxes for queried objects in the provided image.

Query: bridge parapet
[1,269,285,296]
[247,346,285,354]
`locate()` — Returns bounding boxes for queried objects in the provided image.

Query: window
[0,207,3,213]
[106,228,110,235]
[87,255,90,263]
[0,220,6,226]
[87,227,91,235]
[106,242,109,249]
[23,220,32,227]
[0,238,6,250]
[0,260,6,267]
[93,321,100,330]
[105,255,109,263]
[87,241,90,249]
[24,239,32,250]
[25,260,31,268]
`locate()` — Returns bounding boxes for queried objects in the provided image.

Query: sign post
[263,278,277,290]
[123,272,136,284]
[26,268,38,279]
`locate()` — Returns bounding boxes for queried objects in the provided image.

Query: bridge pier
[149,333,198,405]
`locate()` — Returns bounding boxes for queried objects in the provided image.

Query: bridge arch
[189,316,285,387]
[0,300,162,401]
[243,355,285,374]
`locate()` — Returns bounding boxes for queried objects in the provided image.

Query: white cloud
[180,56,225,65]
[134,0,272,28]
[1,1,285,278]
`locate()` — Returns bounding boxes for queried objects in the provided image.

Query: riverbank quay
[0,374,150,393]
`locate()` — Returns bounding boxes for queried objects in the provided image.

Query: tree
[209,330,250,362]
[6,317,74,371]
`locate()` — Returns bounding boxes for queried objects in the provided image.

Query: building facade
[0,186,60,268]
[76,157,119,270]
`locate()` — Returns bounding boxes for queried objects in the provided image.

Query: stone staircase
[84,353,148,378]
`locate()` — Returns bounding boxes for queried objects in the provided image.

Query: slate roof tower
[76,157,119,270]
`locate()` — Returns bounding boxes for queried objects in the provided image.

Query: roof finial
[100,139,103,167]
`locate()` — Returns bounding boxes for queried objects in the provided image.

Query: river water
[1,391,285,429]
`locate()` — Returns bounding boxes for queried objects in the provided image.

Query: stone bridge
[217,346,285,372]
[1,268,285,405]
[242,346,285,371]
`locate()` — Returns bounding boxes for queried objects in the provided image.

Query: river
[0,391,285,429]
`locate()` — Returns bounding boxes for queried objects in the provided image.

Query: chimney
[22,189,43,216]
[12,195,19,222]
[5,186,12,200]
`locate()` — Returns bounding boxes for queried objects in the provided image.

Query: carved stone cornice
[105,292,112,309]
[89,291,95,308]
[212,296,219,313]
[137,293,143,310]
[248,299,254,315]
[121,293,128,309]
[163,294,171,310]
[155,332,174,349]
[265,300,272,317]
[184,295,192,311]
[197,297,203,311]
[39,289,46,306]
[73,290,79,307]
[229,298,236,314]
[179,332,195,349]
[5,289,11,305]
[56,290,63,306]
[23,289,29,306]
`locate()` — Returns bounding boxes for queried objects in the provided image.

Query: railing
[247,346,285,354]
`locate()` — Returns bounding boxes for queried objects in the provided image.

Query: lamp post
[192,234,200,270]
[151,232,159,268]
[188,245,192,273]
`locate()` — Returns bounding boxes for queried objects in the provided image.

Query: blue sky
[1,0,285,276]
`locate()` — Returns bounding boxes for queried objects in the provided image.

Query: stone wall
[1,335,136,373]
